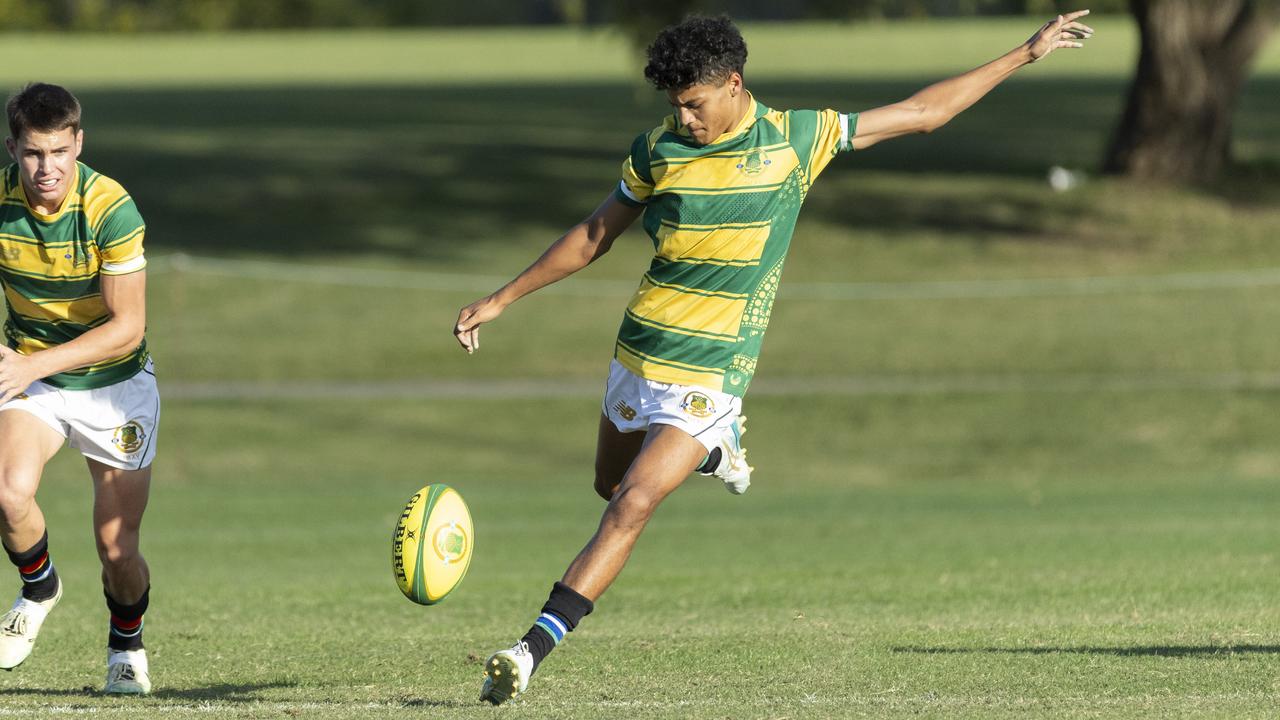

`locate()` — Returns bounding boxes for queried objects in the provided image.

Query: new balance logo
[612,400,637,421]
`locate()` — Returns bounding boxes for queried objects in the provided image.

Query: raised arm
[852,10,1093,150]
[453,193,643,353]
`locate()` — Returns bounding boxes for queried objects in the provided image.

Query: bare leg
[0,410,64,554]
[479,422,708,705]
[564,423,706,601]
[88,459,151,604]
[593,414,647,501]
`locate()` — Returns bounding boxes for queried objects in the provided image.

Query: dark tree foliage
[0,0,1124,31]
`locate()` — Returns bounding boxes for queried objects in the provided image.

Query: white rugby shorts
[602,359,742,453]
[0,359,160,471]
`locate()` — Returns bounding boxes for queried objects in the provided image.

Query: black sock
[696,447,722,474]
[519,581,594,673]
[4,531,59,601]
[105,586,149,651]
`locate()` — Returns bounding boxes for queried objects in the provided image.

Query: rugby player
[0,83,157,694]
[455,12,1092,704]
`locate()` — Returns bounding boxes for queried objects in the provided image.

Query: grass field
[2,17,1280,718]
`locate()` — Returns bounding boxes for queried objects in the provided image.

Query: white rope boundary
[153,253,1280,301]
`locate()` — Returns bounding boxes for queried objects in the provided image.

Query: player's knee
[0,480,37,529]
[606,483,660,527]
[95,535,140,567]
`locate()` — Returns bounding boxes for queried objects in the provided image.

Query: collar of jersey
[708,92,762,146]
[671,92,764,148]
[21,162,80,223]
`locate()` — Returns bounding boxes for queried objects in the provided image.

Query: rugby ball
[392,484,473,605]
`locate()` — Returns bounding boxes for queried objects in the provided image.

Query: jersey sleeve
[786,109,859,184]
[614,133,656,207]
[95,197,147,275]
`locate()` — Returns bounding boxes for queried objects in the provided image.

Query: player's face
[5,126,83,213]
[667,73,744,146]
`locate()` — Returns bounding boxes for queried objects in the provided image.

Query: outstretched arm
[453,193,642,353]
[852,10,1093,150]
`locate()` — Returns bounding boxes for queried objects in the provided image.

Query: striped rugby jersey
[0,161,148,389]
[613,95,856,397]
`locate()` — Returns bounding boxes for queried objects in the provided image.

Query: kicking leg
[481,423,705,704]
[567,423,705,599]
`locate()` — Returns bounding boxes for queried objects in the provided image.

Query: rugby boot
[701,415,753,495]
[0,577,62,670]
[104,648,152,694]
[479,641,532,705]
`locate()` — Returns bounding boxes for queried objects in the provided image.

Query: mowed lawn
[7,394,1279,719]
[1,17,1280,718]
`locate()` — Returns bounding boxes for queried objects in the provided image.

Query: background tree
[1104,0,1280,183]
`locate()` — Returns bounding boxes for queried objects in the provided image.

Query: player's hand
[1025,10,1093,62]
[454,294,507,354]
[0,346,41,404]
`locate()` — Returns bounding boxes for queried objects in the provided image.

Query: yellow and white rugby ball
[392,484,473,605]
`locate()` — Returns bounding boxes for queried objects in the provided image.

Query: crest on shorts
[112,421,145,455]
[680,391,715,418]
[612,400,637,422]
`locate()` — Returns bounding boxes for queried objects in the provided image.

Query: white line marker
[152,253,1280,301]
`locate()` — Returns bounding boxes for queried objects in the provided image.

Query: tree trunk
[1103,0,1277,183]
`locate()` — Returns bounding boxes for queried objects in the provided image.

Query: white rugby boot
[104,648,151,695]
[479,641,533,705]
[701,415,753,495]
[0,577,63,670]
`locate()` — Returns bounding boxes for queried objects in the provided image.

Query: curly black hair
[643,15,748,91]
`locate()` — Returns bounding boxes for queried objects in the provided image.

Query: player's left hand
[453,294,507,354]
[1025,9,1093,62]
[0,346,41,404]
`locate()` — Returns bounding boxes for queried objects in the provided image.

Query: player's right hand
[454,295,505,354]
[0,345,39,405]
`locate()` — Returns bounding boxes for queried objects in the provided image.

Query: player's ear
[3,137,14,161]
[727,72,743,98]
[74,129,84,158]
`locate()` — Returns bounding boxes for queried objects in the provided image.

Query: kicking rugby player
[0,83,157,694]
[455,12,1091,704]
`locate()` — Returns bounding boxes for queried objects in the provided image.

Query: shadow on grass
[401,698,475,708]
[1215,157,1280,206]
[150,680,298,701]
[892,644,1280,657]
[0,681,473,710]
[0,680,296,701]
[0,687,100,698]
[69,77,1280,263]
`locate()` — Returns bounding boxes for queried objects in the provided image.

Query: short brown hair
[6,83,81,139]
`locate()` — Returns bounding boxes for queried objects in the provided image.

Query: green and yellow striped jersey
[613,95,856,397]
[0,161,148,390]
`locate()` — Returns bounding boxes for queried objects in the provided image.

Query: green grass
[2,19,1280,718]
[0,18,1140,88]
[7,393,1280,718]
[4,16,1278,88]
